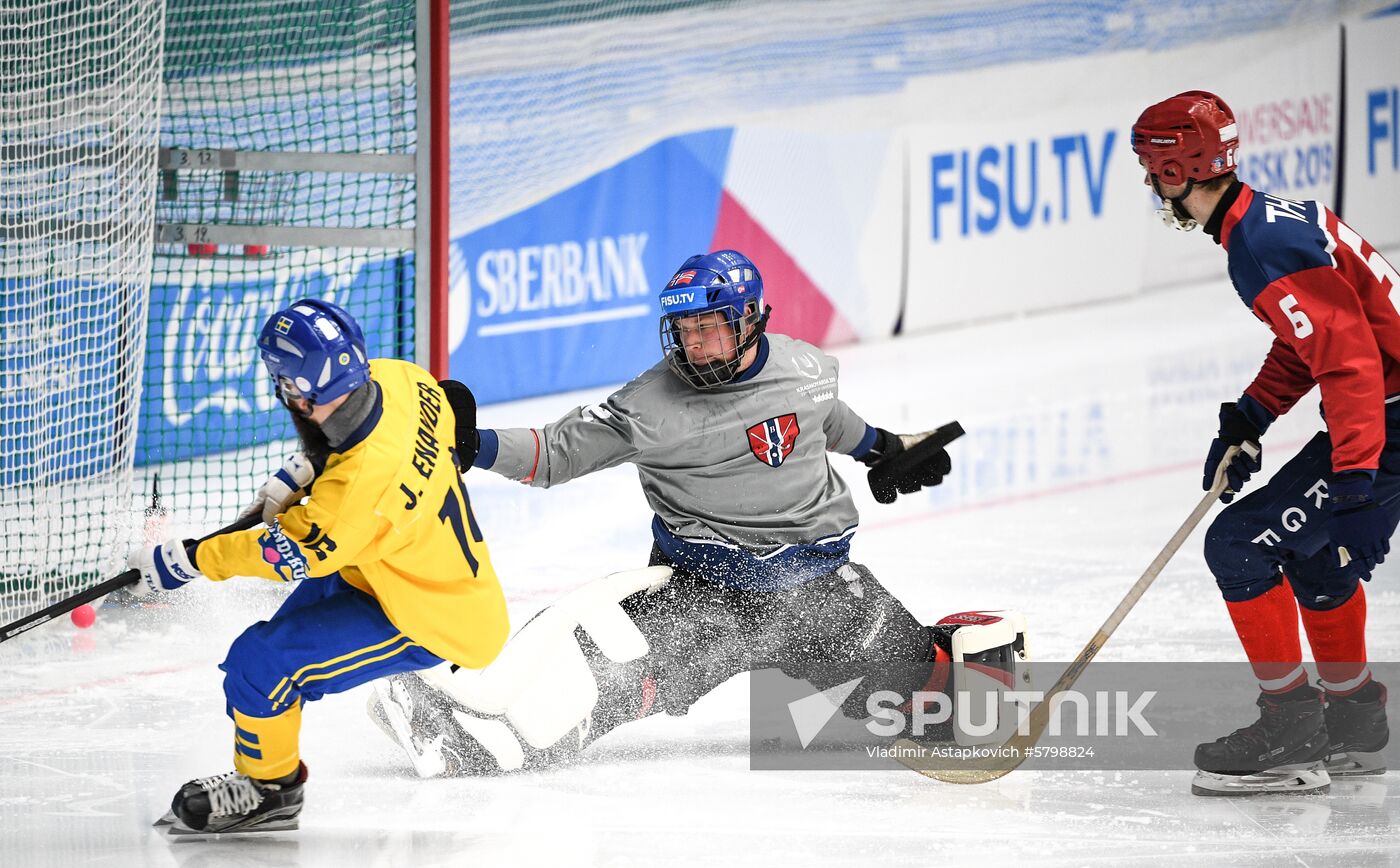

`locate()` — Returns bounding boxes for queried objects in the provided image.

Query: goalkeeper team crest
[746,413,800,467]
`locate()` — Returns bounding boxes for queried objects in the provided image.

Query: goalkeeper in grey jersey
[370,249,1026,776]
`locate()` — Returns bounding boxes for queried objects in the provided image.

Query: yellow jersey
[197,359,509,669]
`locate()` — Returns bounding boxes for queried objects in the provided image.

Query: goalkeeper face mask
[656,250,770,390]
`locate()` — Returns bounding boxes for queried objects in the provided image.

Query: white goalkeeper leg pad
[445,564,669,747]
[450,709,526,772]
[423,566,670,765]
[942,610,1030,664]
[931,610,1031,747]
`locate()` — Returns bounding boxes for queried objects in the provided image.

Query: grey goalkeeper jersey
[480,335,874,586]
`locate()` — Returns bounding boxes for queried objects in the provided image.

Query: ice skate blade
[152,810,176,827]
[165,813,301,837]
[1191,765,1330,797]
[1325,750,1387,777]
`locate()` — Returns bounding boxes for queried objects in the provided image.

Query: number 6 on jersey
[1278,294,1313,338]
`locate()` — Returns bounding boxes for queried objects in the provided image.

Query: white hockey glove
[238,452,315,524]
[127,538,205,597]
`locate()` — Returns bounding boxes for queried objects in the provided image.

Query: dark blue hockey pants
[1204,411,1400,609]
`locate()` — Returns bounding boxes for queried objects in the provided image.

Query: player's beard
[288,406,331,475]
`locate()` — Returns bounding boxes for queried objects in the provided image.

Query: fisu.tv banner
[1343,7,1400,249]
[901,52,1149,331]
[446,130,734,405]
[901,24,1342,331]
[137,253,411,466]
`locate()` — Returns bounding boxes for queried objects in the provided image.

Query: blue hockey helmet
[258,298,370,408]
[658,249,770,389]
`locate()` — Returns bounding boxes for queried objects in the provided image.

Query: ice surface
[3,280,1398,866]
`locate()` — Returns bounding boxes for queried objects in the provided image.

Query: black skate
[1191,686,1331,796]
[153,763,306,835]
[1324,680,1389,776]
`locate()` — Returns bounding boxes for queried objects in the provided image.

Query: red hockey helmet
[1131,91,1239,185]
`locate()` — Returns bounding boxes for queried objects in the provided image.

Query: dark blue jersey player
[1133,90,1394,796]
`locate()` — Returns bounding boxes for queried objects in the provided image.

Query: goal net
[0,0,166,628]
[1,0,427,630]
[139,0,424,536]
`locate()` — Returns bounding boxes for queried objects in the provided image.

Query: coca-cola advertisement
[137,251,412,466]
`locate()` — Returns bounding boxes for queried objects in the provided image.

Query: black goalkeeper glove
[439,379,479,470]
[859,421,964,504]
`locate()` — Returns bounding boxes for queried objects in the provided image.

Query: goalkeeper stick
[0,512,263,643]
[895,446,1241,784]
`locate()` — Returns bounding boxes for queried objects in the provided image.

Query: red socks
[1225,582,1306,694]
[1226,580,1372,696]
[1299,583,1371,696]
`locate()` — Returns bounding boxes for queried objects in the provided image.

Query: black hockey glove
[1203,402,1262,503]
[859,421,964,504]
[439,379,479,470]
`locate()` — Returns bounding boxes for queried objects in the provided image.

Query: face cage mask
[273,375,317,418]
[1150,175,1198,231]
[660,304,770,390]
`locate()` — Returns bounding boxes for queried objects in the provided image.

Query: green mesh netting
[1,0,164,627]
[139,0,419,537]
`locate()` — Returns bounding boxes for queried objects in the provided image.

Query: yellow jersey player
[128,299,509,835]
